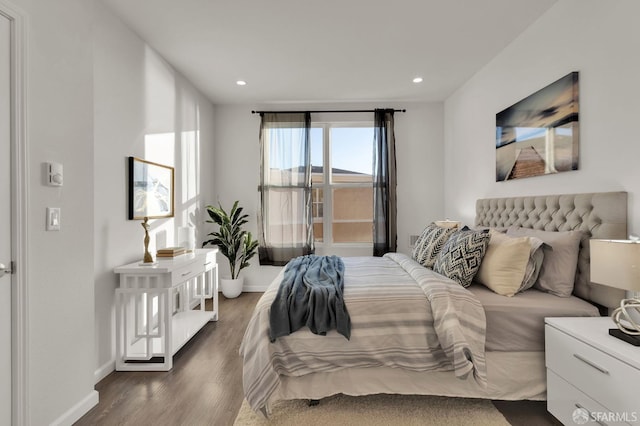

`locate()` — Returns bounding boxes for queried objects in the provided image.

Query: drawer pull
[574,403,608,426]
[573,353,609,375]
[181,271,193,277]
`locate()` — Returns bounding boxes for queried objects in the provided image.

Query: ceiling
[100,0,557,105]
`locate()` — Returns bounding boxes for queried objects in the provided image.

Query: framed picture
[128,156,174,220]
[496,72,579,181]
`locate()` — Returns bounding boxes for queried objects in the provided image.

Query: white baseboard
[50,390,99,426]
[241,285,268,292]
[95,359,115,384]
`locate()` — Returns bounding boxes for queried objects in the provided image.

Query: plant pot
[220,276,244,299]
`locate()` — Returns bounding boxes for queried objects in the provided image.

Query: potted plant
[203,200,259,298]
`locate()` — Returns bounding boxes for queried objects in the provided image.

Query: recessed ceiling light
[412,77,423,84]
[236,80,247,86]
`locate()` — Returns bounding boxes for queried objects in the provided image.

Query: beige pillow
[476,230,531,296]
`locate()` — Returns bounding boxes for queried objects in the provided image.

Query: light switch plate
[46,162,63,186]
[46,207,61,231]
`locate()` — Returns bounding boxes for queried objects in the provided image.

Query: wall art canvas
[128,156,174,219]
[496,72,579,181]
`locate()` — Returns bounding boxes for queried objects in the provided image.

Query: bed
[240,191,628,414]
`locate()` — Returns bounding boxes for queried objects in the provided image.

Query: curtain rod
[251,109,406,114]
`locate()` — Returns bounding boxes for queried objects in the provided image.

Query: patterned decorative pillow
[433,227,491,287]
[412,223,457,269]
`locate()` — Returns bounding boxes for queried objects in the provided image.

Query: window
[310,123,374,246]
[257,112,313,266]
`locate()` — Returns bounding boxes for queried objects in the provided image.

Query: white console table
[114,248,218,371]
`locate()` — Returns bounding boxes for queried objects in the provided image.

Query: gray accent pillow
[412,223,457,269]
[433,227,490,287]
[506,227,582,297]
[518,237,545,293]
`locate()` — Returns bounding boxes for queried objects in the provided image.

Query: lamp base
[609,328,640,346]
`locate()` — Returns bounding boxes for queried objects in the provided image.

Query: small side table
[114,248,218,371]
[545,316,640,425]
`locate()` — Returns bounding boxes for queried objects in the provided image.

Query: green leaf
[202,200,259,278]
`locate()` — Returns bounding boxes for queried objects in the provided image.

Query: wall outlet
[410,234,420,247]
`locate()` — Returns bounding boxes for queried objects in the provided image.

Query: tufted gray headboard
[475,192,627,309]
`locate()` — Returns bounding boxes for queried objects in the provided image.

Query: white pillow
[476,230,531,296]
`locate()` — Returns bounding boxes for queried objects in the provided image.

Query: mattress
[467,284,599,351]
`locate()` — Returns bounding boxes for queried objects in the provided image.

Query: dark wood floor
[76,292,561,426]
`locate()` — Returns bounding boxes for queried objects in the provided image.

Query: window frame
[311,121,374,251]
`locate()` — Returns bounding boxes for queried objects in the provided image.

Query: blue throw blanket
[269,255,350,341]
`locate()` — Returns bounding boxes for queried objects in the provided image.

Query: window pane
[332,187,373,243]
[312,187,324,242]
[333,223,372,243]
[265,188,309,245]
[333,187,372,220]
[266,127,308,185]
[330,127,373,183]
[313,222,324,243]
[267,128,306,171]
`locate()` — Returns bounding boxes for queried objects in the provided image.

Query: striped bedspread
[239,253,487,413]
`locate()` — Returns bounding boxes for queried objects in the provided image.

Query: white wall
[9,0,97,424]
[444,0,640,232]
[210,102,443,291]
[93,0,216,383]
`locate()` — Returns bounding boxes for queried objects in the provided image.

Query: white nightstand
[545,317,640,425]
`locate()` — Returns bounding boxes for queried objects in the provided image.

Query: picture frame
[496,72,579,181]
[128,156,174,220]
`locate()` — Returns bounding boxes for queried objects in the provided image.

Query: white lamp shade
[590,239,640,291]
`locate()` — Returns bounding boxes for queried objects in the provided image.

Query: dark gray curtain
[258,112,314,266]
[373,109,397,256]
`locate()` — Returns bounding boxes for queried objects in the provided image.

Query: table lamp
[590,239,640,346]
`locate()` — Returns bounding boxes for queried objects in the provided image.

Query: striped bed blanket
[239,253,487,413]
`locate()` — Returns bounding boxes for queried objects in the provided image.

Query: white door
[0,12,12,425]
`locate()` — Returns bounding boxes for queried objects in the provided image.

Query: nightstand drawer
[546,325,640,416]
[547,370,629,426]
[171,262,203,285]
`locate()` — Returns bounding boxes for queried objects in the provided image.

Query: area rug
[233,393,510,426]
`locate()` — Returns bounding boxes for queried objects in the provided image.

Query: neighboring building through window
[310,123,374,248]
